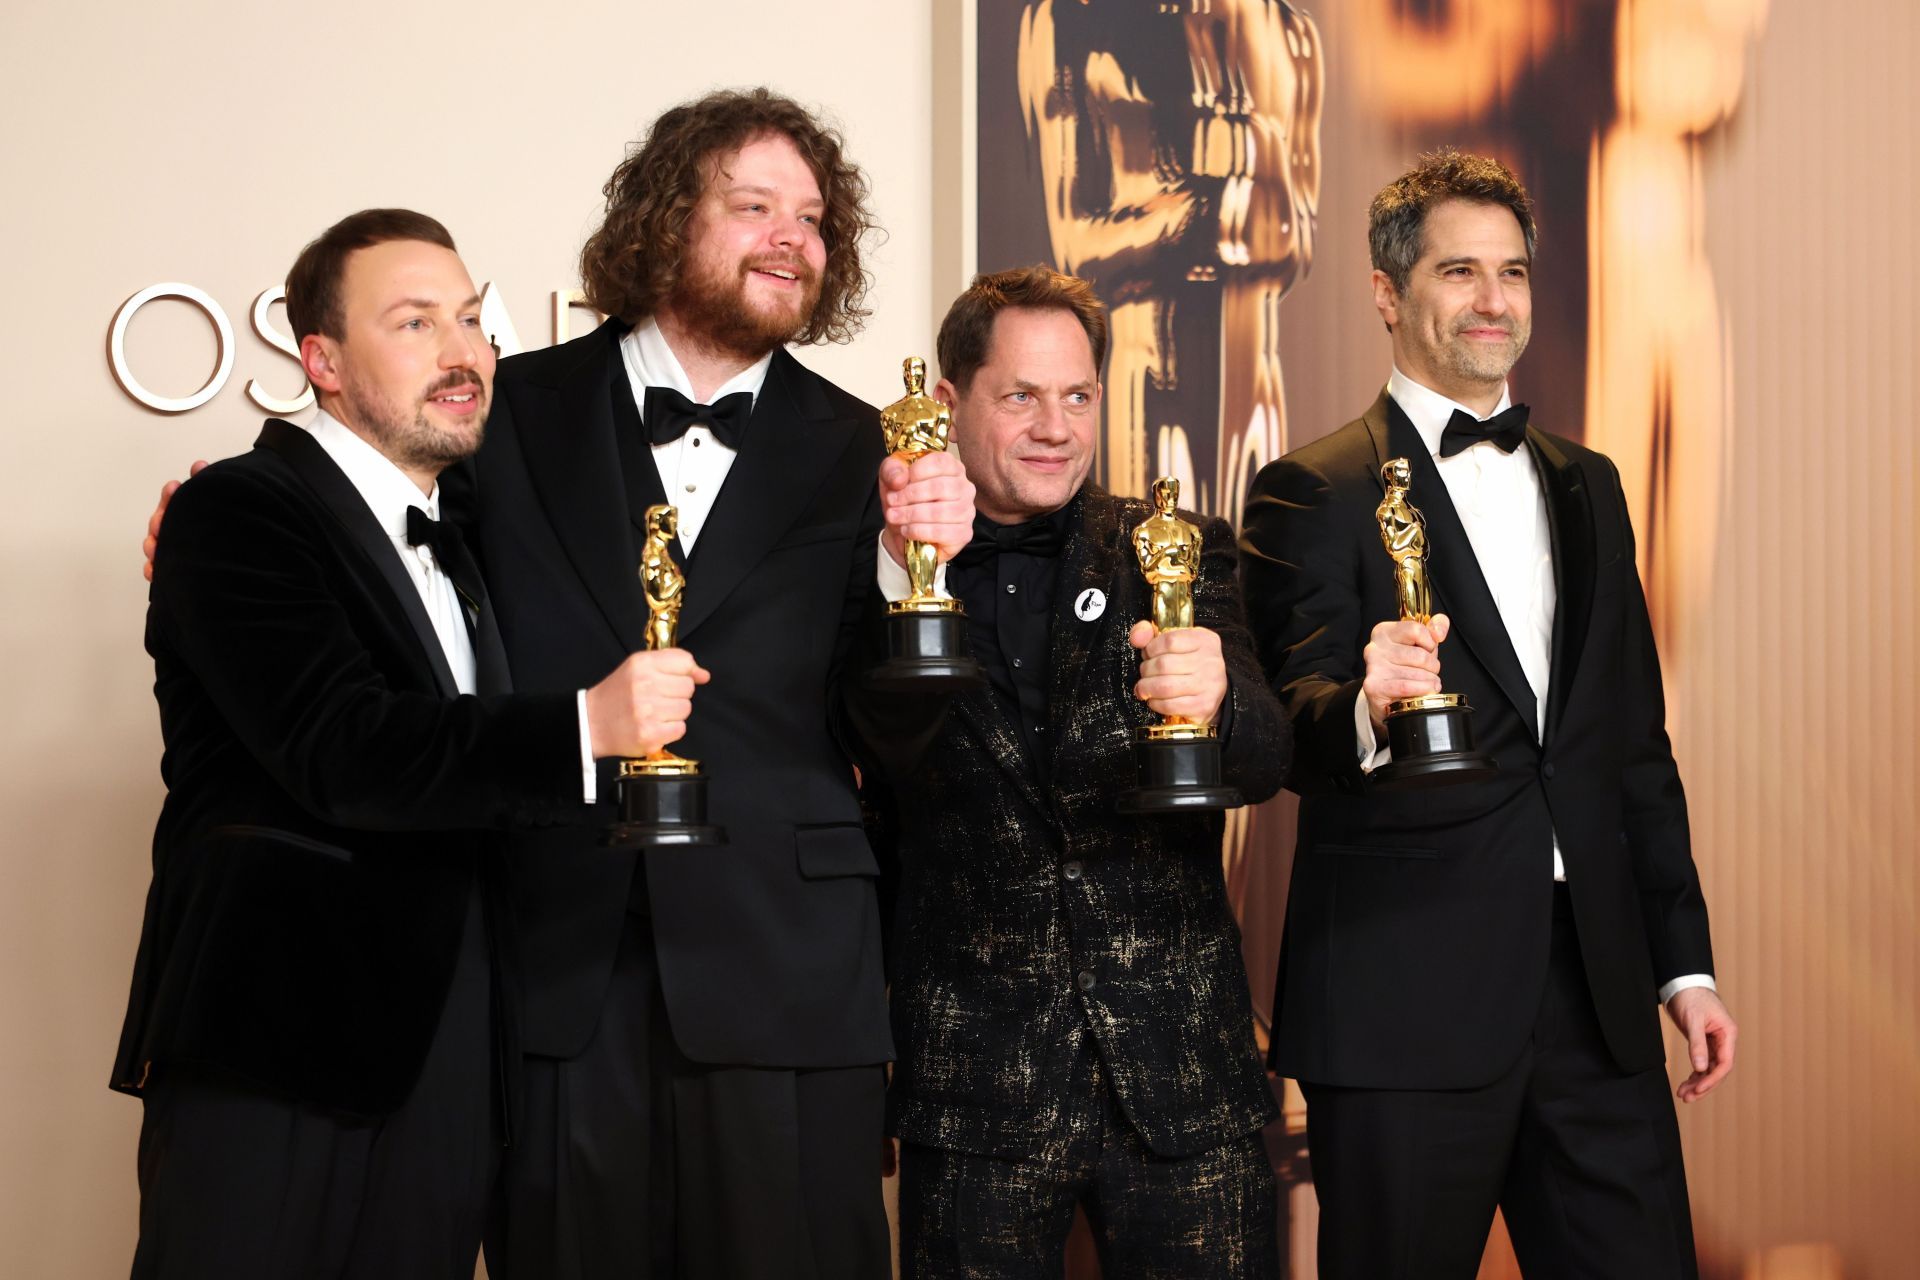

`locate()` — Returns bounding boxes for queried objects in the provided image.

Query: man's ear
[932,376,957,408]
[300,334,344,396]
[1371,269,1399,334]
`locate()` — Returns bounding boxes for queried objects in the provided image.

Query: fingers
[1678,1018,1737,1102]
[1134,627,1227,721]
[1362,616,1446,722]
[1128,619,1156,650]
[881,453,977,558]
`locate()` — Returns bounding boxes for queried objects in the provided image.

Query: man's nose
[1472,273,1508,317]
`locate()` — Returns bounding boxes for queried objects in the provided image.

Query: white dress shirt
[1353,369,1713,1002]
[300,410,476,694]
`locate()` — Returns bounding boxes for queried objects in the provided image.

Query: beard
[668,248,823,360]
[1424,308,1531,387]
[343,368,489,472]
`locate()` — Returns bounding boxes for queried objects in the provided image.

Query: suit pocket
[1312,842,1439,861]
[210,824,354,863]
[794,823,880,878]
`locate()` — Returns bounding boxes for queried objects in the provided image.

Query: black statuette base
[1117,733,1244,814]
[1370,701,1499,790]
[867,610,986,692]
[602,771,728,848]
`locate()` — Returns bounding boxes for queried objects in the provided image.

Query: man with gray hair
[1241,149,1738,1279]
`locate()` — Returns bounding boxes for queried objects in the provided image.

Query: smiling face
[939,307,1102,524]
[662,131,829,361]
[301,238,492,488]
[1375,198,1532,408]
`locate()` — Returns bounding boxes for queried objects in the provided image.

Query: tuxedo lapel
[676,349,864,641]
[1530,429,1595,744]
[1368,395,1540,737]
[1045,486,1123,779]
[948,688,1048,817]
[255,419,461,698]
[606,358,681,562]
[514,323,651,654]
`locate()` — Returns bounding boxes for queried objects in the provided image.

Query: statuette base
[1370,697,1499,790]
[1117,730,1243,814]
[602,760,728,848]
[869,609,986,692]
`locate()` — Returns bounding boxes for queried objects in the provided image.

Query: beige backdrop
[0,3,935,1274]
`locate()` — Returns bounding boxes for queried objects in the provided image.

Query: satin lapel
[1367,396,1540,738]
[606,360,681,562]
[515,323,651,654]
[1045,486,1122,779]
[677,349,861,642]
[1530,429,1595,744]
[256,419,460,698]
[948,687,1048,816]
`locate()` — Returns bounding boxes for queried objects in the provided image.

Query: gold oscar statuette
[866,356,986,690]
[603,504,727,847]
[1116,477,1244,814]
[1367,459,1498,789]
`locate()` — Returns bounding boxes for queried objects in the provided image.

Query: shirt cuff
[575,689,597,804]
[1659,973,1716,1004]
[875,531,948,604]
[1355,688,1391,771]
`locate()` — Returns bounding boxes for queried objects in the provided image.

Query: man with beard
[1240,150,1738,1278]
[115,209,681,1279]
[455,90,973,1279]
[865,266,1289,1278]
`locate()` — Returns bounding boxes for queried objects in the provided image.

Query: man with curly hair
[453,89,975,1279]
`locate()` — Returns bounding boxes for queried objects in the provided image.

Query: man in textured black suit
[448,90,974,1279]
[862,267,1291,1278]
[1240,150,1739,1279]
[116,210,680,1279]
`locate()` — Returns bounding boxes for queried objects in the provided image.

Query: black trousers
[130,889,499,1280]
[494,907,890,1280]
[1302,885,1698,1280]
[898,1036,1279,1280]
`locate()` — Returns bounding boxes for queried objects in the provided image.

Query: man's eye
[1009,392,1031,404]
[403,318,426,330]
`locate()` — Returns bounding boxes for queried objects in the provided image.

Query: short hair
[578,88,877,345]
[1368,148,1537,294]
[284,208,457,344]
[935,266,1110,392]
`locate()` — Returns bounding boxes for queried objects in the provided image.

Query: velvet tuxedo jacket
[113,420,583,1116]
[871,485,1290,1160]
[449,321,898,1069]
[1240,391,1715,1091]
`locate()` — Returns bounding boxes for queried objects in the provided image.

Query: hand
[584,650,711,759]
[1361,614,1450,731]
[879,451,976,570]
[142,461,210,582]
[880,1136,898,1179]
[1129,621,1228,724]
[1666,987,1738,1102]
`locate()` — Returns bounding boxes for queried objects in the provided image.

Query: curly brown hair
[579,88,876,345]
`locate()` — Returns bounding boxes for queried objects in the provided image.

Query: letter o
[108,283,236,414]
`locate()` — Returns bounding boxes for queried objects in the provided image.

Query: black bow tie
[642,386,753,450]
[951,515,1066,570]
[406,505,483,615]
[1438,403,1531,458]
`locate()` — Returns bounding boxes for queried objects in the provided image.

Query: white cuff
[1659,973,1716,1005]
[1355,688,1391,771]
[575,689,597,804]
[875,530,948,603]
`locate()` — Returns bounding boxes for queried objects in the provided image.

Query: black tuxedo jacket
[1240,392,1715,1090]
[449,321,896,1068]
[871,485,1289,1160]
[113,420,583,1116]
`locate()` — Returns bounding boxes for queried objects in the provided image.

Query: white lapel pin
[1074,587,1107,622]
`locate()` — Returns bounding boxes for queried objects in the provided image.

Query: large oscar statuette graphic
[1117,477,1244,814]
[1368,458,1499,789]
[867,356,986,690]
[603,504,728,847]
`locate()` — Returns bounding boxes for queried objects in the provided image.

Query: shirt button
[1542,762,1556,780]
[1063,861,1083,882]
[684,483,697,493]
[1076,971,1096,992]
[1006,583,1017,594]
[692,437,702,447]
[1011,657,1023,669]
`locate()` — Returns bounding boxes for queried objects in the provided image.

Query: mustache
[743,255,818,284]
[423,371,486,399]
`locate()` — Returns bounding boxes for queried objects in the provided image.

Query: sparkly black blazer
[868,484,1291,1160]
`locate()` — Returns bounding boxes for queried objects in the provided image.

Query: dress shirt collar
[620,316,774,414]
[299,408,441,539]
[1386,366,1514,460]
